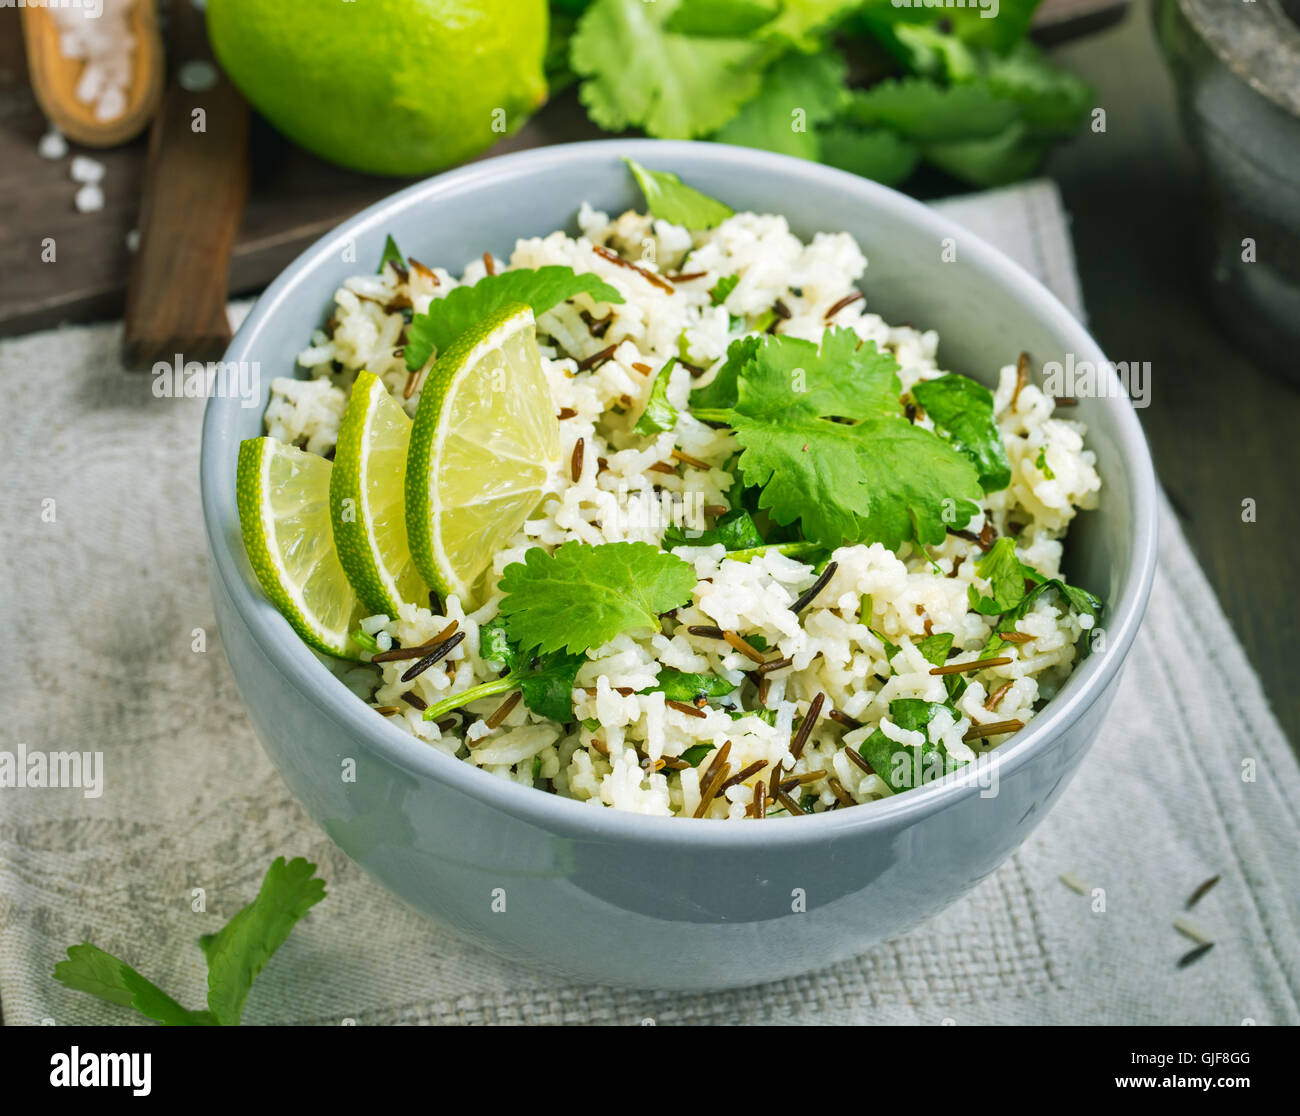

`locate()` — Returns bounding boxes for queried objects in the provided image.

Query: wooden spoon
[20,1,164,147]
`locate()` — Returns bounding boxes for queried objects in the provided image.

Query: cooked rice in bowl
[261,197,1101,819]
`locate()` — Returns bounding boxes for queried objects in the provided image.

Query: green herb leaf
[710,274,740,305]
[690,334,761,411]
[663,508,766,551]
[1035,446,1056,479]
[624,158,736,229]
[703,331,981,548]
[923,120,1049,187]
[713,49,847,160]
[818,123,919,185]
[945,0,1044,53]
[844,77,1019,143]
[572,0,768,138]
[859,698,965,793]
[915,631,954,667]
[517,652,586,722]
[198,856,327,1026]
[404,266,624,371]
[912,373,1012,492]
[666,0,780,37]
[634,358,679,436]
[680,743,714,766]
[53,944,216,1026]
[981,41,1091,132]
[764,0,864,49]
[377,234,405,275]
[647,668,737,702]
[968,536,1030,615]
[498,541,697,656]
[733,327,904,421]
[53,857,324,1026]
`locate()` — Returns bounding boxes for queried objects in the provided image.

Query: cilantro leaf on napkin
[912,373,1011,492]
[625,158,735,229]
[404,266,624,371]
[197,855,329,1026]
[499,541,698,656]
[53,857,325,1026]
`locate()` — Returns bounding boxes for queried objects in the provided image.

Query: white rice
[266,204,1101,818]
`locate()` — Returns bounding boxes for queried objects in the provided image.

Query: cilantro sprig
[692,330,983,549]
[558,0,1089,189]
[52,857,326,1026]
[423,542,698,723]
[912,373,1011,492]
[404,266,624,371]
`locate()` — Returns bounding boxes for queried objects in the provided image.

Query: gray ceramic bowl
[201,140,1157,990]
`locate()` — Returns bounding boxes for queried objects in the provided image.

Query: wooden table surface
[0,5,1294,744]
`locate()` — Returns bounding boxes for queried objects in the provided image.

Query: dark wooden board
[0,0,1128,338]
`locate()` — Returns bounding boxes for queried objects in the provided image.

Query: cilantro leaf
[694,331,981,548]
[890,697,953,733]
[764,0,864,49]
[680,743,714,766]
[1035,446,1056,479]
[818,123,919,186]
[404,267,624,371]
[982,41,1091,132]
[377,234,404,275]
[968,536,1031,615]
[912,373,1012,492]
[517,652,586,722]
[634,358,679,436]
[198,856,327,1026]
[666,0,780,37]
[690,334,761,411]
[713,49,847,160]
[624,158,735,229]
[844,77,1019,142]
[731,328,903,421]
[646,668,737,701]
[52,857,324,1026]
[53,944,216,1026]
[663,508,766,551]
[915,631,954,667]
[710,274,740,305]
[923,120,1050,187]
[573,1,768,139]
[467,616,582,722]
[946,0,1044,53]
[859,698,966,793]
[733,413,982,548]
[498,542,697,656]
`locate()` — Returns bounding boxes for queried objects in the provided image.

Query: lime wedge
[237,436,368,660]
[405,303,560,605]
[330,370,428,615]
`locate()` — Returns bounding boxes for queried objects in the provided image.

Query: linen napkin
[1,180,1296,1026]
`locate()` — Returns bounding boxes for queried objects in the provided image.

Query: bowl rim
[201,138,1158,848]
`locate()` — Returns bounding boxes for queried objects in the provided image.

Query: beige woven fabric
[1,182,1296,1025]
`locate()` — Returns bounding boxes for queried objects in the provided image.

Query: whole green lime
[207,0,548,176]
